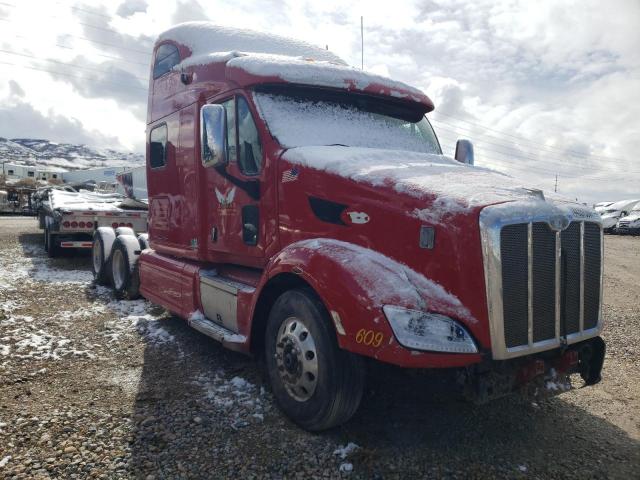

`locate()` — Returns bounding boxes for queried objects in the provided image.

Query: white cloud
[0,0,637,202]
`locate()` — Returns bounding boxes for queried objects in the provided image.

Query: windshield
[253,88,441,155]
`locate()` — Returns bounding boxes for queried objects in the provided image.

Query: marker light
[383,306,478,353]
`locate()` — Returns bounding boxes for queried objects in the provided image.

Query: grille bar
[501,220,601,350]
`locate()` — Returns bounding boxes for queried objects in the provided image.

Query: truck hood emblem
[547,213,571,231]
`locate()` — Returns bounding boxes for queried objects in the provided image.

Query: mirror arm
[214,165,260,201]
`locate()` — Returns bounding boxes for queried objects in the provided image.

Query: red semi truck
[92,22,605,430]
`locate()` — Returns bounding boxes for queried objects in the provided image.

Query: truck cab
[93,22,606,431]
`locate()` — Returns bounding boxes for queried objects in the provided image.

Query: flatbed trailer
[38,188,147,257]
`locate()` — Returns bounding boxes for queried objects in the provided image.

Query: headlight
[383,306,478,353]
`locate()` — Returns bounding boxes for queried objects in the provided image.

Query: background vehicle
[599,199,640,233]
[616,202,640,235]
[594,201,614,214]
[93,22,606,431]
[0,186,35,215]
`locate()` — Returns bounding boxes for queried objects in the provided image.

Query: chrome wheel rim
[92,240,102,273]
[112,249,125,289]
[275,316,318,402]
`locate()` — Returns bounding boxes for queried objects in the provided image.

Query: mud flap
[579,336,605,386]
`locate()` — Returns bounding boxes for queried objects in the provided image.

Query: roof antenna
[360,16,364,70]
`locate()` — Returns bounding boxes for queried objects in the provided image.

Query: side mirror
[454,139,474,165]
[201,104,227,168]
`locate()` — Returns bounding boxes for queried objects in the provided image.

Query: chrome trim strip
[599,226,604,328]
[555,231,561,342]
[527,223,533,347]
[579,221,585,333]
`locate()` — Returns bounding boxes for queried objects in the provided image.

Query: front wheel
[264,289,365,431]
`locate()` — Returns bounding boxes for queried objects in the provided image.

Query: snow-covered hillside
[0,137,144,170]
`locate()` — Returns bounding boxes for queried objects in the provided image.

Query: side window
[221,98,237,163]
[153,44,180,79]
[237,96,263,175]
[149,125,167,169]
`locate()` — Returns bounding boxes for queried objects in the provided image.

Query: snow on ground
[0,242,171,366]
[192,372,270,428]
[0,243,93,292]
[0,315,94,361]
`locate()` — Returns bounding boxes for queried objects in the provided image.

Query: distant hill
[0,137,144,171]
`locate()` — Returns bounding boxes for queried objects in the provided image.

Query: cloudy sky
[0,0,638,203]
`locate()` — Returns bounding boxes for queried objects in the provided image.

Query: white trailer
[38,188,147,257]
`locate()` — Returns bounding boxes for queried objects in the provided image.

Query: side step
[188,313,247,344]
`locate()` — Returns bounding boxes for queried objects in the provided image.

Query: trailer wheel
[92,228,116,285]
[264,289,365,431]
[110,236,140,300]
[46,229,59,258]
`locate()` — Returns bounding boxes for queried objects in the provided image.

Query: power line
[436,131,637,182]
[433,110,627,163]
[430,116,629,172]
[0,49,148,82]
[0,60,147,92]
[0,17,149,56]
[433,122,640,176]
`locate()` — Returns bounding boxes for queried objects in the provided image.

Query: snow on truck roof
[157,22,433,109]
[158,22,345,64]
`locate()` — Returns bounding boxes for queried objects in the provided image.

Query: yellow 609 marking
[355,329,384,347]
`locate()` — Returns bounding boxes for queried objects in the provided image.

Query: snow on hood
[158,22,345,64]
[282,146,560,222]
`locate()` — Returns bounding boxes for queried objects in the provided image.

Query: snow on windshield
[253,92,440,155]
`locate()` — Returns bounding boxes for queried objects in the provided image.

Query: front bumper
[460,336,605,404]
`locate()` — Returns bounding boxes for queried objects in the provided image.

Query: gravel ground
[0,216,638,479]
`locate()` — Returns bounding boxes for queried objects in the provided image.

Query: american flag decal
[281,167,299,183]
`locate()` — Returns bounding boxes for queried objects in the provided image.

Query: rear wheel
[92,228,116,285]
[110,237,140,300]
[264,289,365,431]
[46,229,59,258]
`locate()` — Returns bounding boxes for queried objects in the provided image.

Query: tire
[46,228,59,258]
[110,236,141,300]
[92,228,116,286]
[264,289,365,431]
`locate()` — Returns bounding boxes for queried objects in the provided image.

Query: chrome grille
[583,222,602,330]
[480,200,603,360]
[499,220,602,352]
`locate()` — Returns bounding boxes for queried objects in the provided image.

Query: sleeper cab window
[149,125,167,169]
[153,43,181,79]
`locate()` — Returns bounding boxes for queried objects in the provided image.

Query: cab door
[200,93,276,266]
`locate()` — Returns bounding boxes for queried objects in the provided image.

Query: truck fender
[113,234,142,270]
[137,233,150,251]
[110,234,142,300]
[258,238,475,357]
[115,226,135,237]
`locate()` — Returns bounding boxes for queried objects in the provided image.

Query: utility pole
[554,174,558,193]
[360,16,364,70]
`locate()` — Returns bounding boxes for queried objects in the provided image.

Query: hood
[282,146,579,222]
